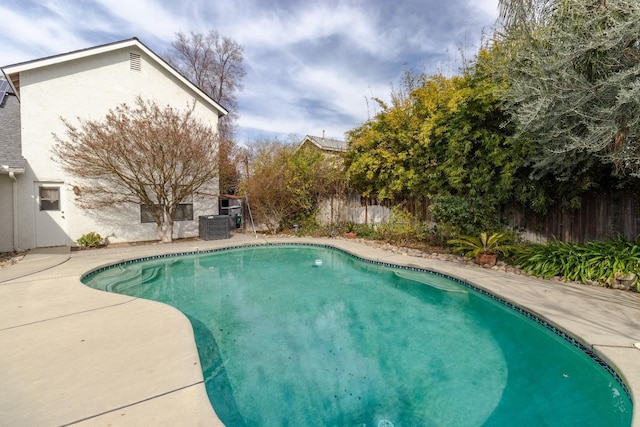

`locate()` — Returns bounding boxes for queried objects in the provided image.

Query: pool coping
[1,234,640,426]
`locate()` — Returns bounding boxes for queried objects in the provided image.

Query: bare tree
[167,30,246,195]
[52,97,219,242]
[167,31,245,138]
[243,139,295,233]
[242,135,348,233]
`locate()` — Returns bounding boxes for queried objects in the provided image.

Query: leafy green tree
[414,54,518,203]
[498,0,555,35]
[344,72,423,200]
[345,55,517,221]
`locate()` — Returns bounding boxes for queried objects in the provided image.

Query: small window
[140,204,159,223]
[129,53,141,71]
[173,203,194,221]
[39,187,60,211]
[140,203,194,223]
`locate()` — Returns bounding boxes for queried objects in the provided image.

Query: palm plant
[448,232,515,258]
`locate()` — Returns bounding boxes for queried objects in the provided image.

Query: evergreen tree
[500,0,640,177]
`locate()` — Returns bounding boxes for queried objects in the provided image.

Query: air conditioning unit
[199,215,230,240]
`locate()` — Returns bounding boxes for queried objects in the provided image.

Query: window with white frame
[39,187,60,211]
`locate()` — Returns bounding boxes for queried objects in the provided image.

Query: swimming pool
[83,244,632,426]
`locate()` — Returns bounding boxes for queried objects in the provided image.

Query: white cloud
[0,5,88,64]
[1,0,499,141]
[471,0,500,19]
[92,0,188,40]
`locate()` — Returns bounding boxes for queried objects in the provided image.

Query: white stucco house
[0,38,227,252]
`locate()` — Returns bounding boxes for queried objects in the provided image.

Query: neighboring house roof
[0,79,25,171]
[1,37,228,118]
[300,135,347,153]
[0,79,12,104]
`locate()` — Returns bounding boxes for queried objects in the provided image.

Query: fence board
[507,191,640,243]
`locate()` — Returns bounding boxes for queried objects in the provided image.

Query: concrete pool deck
[1,233,640,426]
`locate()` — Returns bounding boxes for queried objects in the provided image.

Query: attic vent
[129,53,141,71]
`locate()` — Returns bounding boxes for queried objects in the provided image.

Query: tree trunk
[158,207,174,243]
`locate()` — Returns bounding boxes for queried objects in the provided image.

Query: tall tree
[498,0,556,35]
[168,30,245,121]
[344,72,424,200]
[168,30,246,193]
[499,0,640,178]
[52,97,219,243]
[345,63,516,205]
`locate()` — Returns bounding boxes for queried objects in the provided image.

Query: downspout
[8,171,21,251]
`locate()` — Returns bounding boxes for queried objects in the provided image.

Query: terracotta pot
[476,253,497,267]
[343,232,357,239]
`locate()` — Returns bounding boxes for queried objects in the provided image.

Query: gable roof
[1,37,228,117]
[301,135,347,152]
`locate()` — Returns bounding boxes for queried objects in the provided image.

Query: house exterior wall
[0,176,13,252]
[0,90,23,252]
[15,44,220,248]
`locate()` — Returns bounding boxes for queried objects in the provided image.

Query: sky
[0,0,499,144]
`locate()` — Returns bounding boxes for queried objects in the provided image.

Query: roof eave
[0,166,25,175]
[1,37,228,117]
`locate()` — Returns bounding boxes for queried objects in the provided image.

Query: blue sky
[0,0,498,143]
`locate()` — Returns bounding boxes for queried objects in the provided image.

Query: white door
[35,182,68,247]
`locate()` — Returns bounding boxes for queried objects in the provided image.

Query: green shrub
[515,236,640,288]
[76,232,104,247]
[353,223,382,239]
[377,206,429,245]
[429,194,502,238]
[288,212,320,236]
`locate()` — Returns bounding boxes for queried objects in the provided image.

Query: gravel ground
[0,251,27,269]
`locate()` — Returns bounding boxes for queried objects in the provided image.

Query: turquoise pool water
[83,244,632,426]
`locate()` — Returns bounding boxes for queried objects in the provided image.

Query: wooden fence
[319,191,640,244]
[506,191,640,243]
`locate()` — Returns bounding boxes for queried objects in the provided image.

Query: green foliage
[76,232,104,247]
[448,232,516,258]
[515,237,640,287]
[429,194,502,237]
[376,207,429,245]
[343,221,356,233]
[344,72,424,200]
[288,211,321,236]
[352,223,382,240]
[344,57,519,214]
[342,3,640,240]
[499,0,640,178]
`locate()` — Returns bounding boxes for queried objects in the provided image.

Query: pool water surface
[83,244,632,426]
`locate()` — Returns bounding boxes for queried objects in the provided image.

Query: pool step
[394,270,467,294]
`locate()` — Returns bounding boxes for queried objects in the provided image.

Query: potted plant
[448,232,514,267]
[343,222,357,239]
